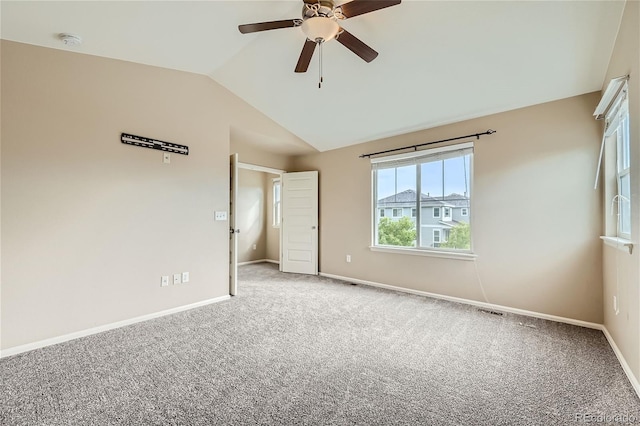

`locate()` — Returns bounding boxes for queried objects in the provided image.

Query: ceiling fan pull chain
[318,41,323,89]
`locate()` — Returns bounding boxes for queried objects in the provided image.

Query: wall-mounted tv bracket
[121,133,189,155]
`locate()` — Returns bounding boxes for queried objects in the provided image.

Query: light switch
[163,153,170,164]
[182,272,189,283]
[215,211,227,221]
[173,274,181,285]
[161,276,169,287]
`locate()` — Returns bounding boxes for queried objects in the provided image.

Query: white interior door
[281,171,318,275]
[229,153,238,295]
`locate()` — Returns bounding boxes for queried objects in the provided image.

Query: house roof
[378,189,469,207]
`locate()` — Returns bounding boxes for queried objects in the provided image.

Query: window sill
[600,236,634,254]
[369,246,477,261]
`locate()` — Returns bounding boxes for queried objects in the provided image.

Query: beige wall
[237,169,267,263]
[0,41,302,350]
[601,0,640,381]
[236,169,281,264]
[294,93,604,323]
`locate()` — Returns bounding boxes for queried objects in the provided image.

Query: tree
[378,217,416,247]
[440,222,470,250]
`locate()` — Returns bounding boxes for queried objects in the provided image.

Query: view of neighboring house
[377,189,470,247]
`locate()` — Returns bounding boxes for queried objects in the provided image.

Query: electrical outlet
[182,272,189,283]
[253,244,257,250]
[163,153,170,164]
[161,276,169,287]
[173,274,181,285]
[214,211,227,221]
[346,255,351,263]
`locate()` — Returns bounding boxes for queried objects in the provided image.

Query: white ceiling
[1,1,625,152]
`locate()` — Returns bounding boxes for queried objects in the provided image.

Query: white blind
[594,80,629,189]
[371,142,473,170]
[604,89,629,137]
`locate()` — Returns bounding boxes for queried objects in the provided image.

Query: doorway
[229,157,284,295]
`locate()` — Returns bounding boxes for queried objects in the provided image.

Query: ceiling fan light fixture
[301,17,339,42]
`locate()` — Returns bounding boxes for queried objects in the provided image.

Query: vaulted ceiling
[1,1,626,152]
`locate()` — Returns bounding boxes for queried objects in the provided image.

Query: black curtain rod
[359,129,497,159]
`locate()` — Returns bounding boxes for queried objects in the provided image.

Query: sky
[377,155,471,200]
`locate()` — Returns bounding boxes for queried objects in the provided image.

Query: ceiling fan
[238,0,401,77]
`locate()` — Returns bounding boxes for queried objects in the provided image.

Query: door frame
[231,160,285,278]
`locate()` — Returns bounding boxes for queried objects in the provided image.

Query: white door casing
[229,153,238,295]
[281,171,318,275]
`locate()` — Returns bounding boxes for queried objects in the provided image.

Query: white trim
[0,296,230,358]
[370,245,476,261]
[600,236,634,255]
[318,272,599,329]
[601,326,640,400]
[237,162,284,175]
[238,259,280,266]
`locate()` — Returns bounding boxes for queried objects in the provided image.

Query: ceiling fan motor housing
[302,0,338,19]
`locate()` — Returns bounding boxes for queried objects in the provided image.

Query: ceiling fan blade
[295,39,317,73]
[336,29,378,63]
[339,0,401,19]
[238,19,299,34]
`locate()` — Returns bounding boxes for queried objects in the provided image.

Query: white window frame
[380,209,385,218]
[443,207,451,220]
[411,208,417,217]
[615,106,631,240]
[371,142,474,259]
[433,207,441,218]
[433,229,441,244]
[392,208,402,218]
[272,178,281,228]
[461,208,468,216]
[600,84,631,241]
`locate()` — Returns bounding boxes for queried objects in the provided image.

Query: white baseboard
[319,272,601,329]
[601,326,640,399]
[0,295,231,358]
[238,259,279,266]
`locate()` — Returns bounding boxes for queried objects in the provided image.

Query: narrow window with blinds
[273,179,281,228]
[372,142,473,252]
[595,78,630,241]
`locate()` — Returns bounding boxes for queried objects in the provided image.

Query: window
[372,142,473,251]
[616,110,631,238]
[380,209,385,218]
[273,179,281,227]
[599,82,630,240]
[433,229,441,246]
[461,208,468,216]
